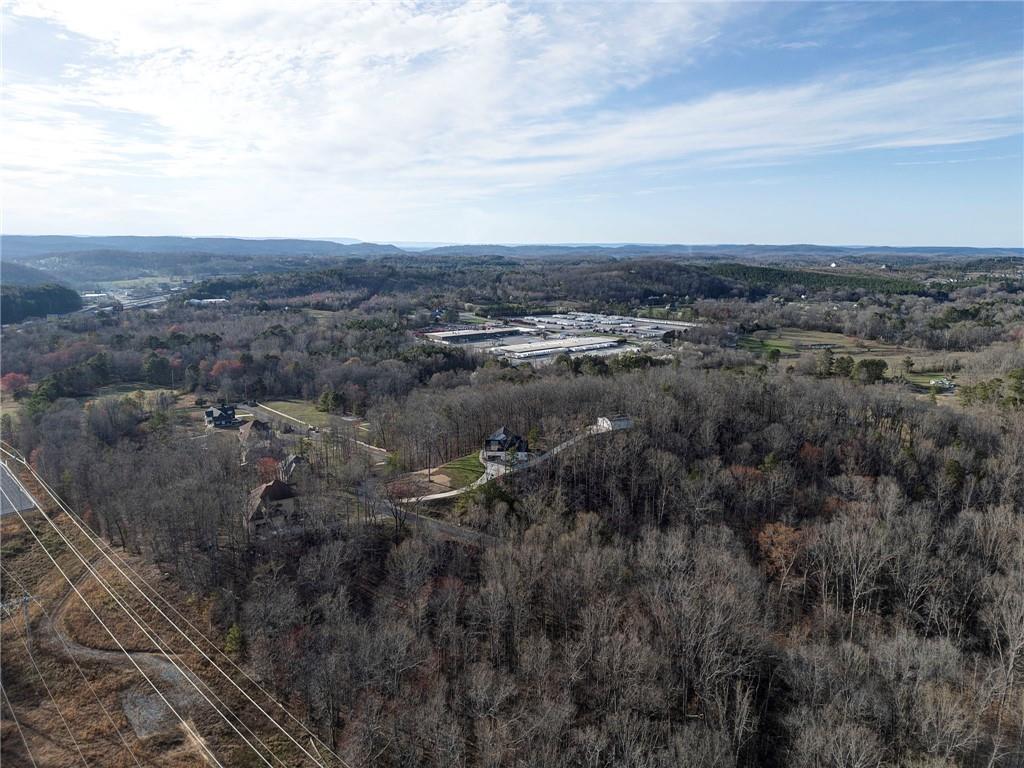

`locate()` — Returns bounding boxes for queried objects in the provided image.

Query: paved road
[1,462,35,516]
[397,424,606,503]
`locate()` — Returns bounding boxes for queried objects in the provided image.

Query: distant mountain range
[1,235,402,259]
[1,260,70,287]
[1,235,1020,289]
[4,235,1020,260]
[417,242,1024,261]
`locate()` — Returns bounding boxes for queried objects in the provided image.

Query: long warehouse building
[423,327,525,344]
[492,336,623,360]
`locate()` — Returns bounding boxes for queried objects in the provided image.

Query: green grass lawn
[77,382,183,409]
[738,336,795,355]
[740,328,910,359]
[95,382,173,397]
[901,371,956,387]
[440,453,485,488]
[258,399,334,427]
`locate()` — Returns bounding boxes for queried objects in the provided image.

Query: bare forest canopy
[180,257,1024,321]
[1,244,1023,767]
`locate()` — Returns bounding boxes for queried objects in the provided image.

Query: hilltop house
[483,426,529,463]
[205,404,240,429]
[245,478,300,534]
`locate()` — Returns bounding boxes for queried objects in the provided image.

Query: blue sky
[3,1,1022,246]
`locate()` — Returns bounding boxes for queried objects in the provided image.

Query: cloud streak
[3,1,1022,239]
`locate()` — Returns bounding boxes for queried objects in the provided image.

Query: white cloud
[2,1,1022,237]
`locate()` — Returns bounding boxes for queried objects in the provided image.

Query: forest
[1,255,1022,767]
[0,283,83,323]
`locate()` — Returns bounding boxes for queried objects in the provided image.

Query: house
[245,478,301,534]
[482,426,529,463]
[238,418,272,444]
[595,415,633,433]
[204,404,240,428]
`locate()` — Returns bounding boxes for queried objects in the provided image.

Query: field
[736,327,1010,405]
[902,370,947,387]
[3,383,182,422]
[439,453,485,488]
[104,277,185,291]
[94,382,177,399]
[257,399,334,428]
[739,328,910,358]
[305,308,339,322]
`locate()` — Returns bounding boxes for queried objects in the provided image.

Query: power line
[40,472,346,764]
[1,563,146,768]
[3,447,344,767]
[4,446,452,765]
[16,621,91,767]
[1,682,40,768]
[0,487,227,768]
[1,461,306,768]
[1,485,286,768]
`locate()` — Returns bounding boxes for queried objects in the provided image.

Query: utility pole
[1,593,34,653]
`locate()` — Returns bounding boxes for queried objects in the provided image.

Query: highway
[1,462,35,516]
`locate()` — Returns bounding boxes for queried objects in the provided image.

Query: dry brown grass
[1,517,200,766]
[2,501,321,767]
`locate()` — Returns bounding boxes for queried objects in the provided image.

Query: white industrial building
[424,327,526,345]
[491,336,623,360]
[518,312,701,335]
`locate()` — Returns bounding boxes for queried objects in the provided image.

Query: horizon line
[3,234,1023,251]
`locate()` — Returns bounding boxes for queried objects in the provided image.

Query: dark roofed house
[245,478,300,534]
[205,404,240,429]
[483,426,529,462]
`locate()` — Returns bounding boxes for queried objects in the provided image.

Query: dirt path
[41,554,210,745]
[1,451,217,760]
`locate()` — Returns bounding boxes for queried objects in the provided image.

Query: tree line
[0,283,82,323]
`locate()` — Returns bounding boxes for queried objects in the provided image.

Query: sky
[3,1,1023,246]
